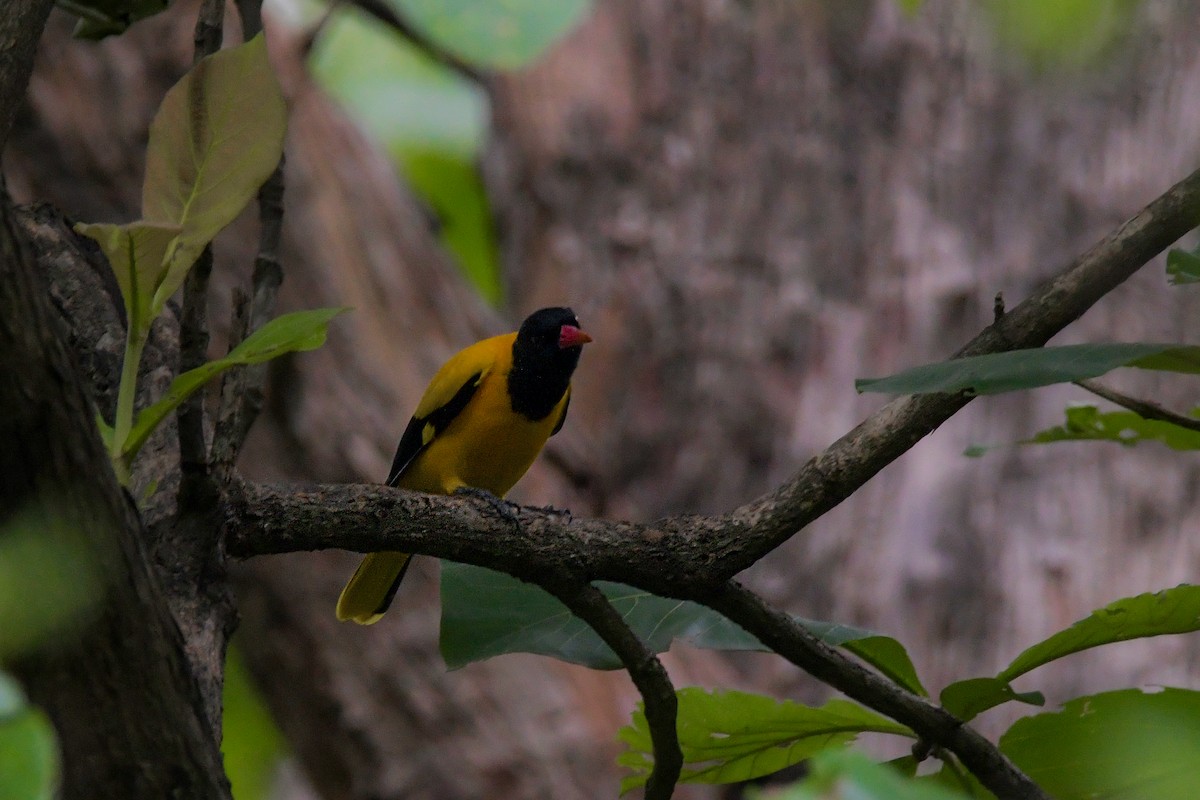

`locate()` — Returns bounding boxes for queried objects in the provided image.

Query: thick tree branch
[230,166,1200,590]
[705,583,1047,800]
[544,582,682,800]
[226,165,1200,799]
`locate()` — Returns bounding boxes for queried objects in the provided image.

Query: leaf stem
[112,326,147,478]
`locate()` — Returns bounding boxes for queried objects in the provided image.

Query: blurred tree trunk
[8,1,1200,798]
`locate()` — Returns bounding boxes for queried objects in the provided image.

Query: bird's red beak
[558,324,593,349]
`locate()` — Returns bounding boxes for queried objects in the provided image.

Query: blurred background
[7,0,1200,797]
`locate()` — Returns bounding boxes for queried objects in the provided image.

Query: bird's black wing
[550,387,571,436]
[385,372,484,486]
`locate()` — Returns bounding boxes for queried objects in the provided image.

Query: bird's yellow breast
[397,363,566,497]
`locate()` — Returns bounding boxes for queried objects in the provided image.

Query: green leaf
[439,564,926,694]
[618,689,912,791]
[1001,688,1200,800]
[223,643,286,800]
[998,585,1200,683]
[74,221,181,336]
[120,307,345,461]
[856,343,1200,396]
[0,674,58,800]
[310,9,501,302]
[402,152,500,303]
[389,0,592,70]
[0,506,105,660]
[61,0,171,39]
[1025,404,1200,451]
[895,0,924,16]
[939,677,1044,723]
[979,0,1136,71]
[768,749,975,800]
[1167,246,1200,285]
[142,33,286,313]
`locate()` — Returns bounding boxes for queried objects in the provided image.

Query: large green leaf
[120,307,345,461]
[1001,688,1200,799]
[618,689,912,792]
[856,343,1200,396]
[938,677,1044,723]
[998,585,1200,683]
[142,33,286,313]
[439,564,925,694]
[390,0,592,70]
[75,221,181,336]
[0,672,58,800]
[770,749,975,800]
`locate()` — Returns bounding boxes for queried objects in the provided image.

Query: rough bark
[0,196,229,799]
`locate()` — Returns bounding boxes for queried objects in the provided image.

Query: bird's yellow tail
[335,552,413,624]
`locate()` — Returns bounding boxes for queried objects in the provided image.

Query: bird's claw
[454,487,522,529]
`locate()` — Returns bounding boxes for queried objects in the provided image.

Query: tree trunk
[7,0,1200,798]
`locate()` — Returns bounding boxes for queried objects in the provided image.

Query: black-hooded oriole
[336,307,592,624]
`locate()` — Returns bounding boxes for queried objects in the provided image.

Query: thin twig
[1074,378,1200,433]
[193,0,224,63]
[177,0,225,503]
[211,288,251,475]
[233,0,262,37]
[336,0,484,83]
[705,582,1048,800]
[545,581,682,800]
[178,248,214,500]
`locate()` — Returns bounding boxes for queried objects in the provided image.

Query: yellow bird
[336,307,593,624]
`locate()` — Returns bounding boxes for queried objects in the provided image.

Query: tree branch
[1073,378,1200,433]
[178,0,225,502]
[229,166,1200,589]
[704,583,1048,800]
[0,0,56,153]
[2,178,230,800]
[544,582,681,800]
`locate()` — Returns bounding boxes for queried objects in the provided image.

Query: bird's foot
[454,487,522,530]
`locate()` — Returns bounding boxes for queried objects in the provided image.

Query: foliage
[392,0,592,69]
[439,563,924,694]
[617,689,911,792]
[0,672,58,800]
[77,35,343,483]
[856,343,1200,396]
[1167,243,1200,284]
[0,506,104,661]
[57,0,171,39]
[222,645,286,800]
[766,750,974,800]
[1001,688,1200,800]
[309,8,501,302]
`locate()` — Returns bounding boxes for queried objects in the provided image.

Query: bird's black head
[509,307,592,421]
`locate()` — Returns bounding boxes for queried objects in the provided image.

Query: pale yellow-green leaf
[142,33,287,313]
[75,221,181,335]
